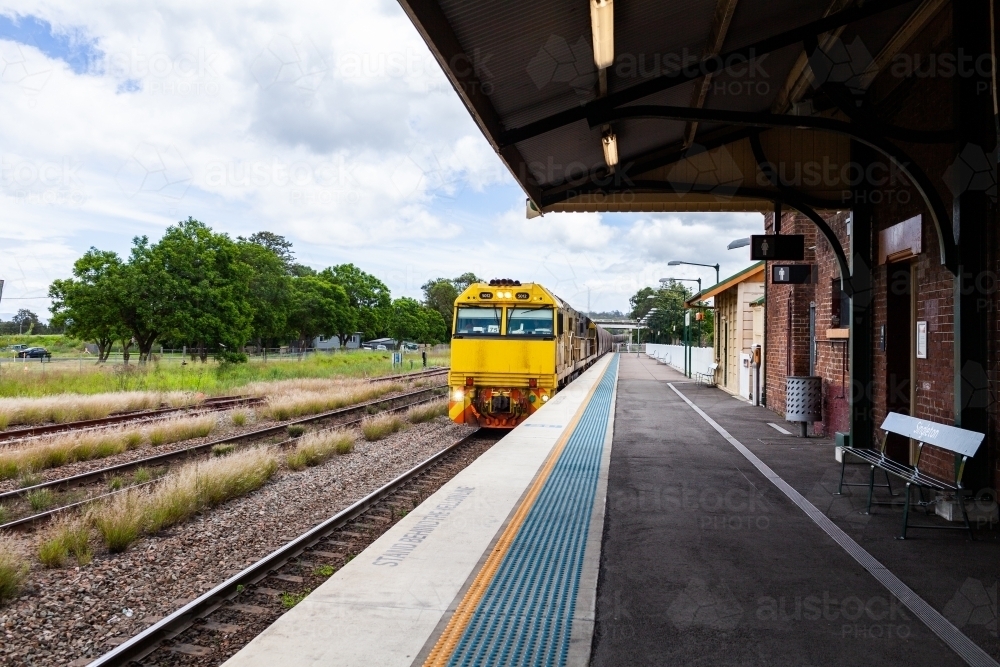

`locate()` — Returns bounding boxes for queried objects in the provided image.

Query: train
[448,279,624,428]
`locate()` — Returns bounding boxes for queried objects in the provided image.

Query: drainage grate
[447,356,619,667]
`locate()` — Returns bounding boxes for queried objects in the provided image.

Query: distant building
[312,332,364,350]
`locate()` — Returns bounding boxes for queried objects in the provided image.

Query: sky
[0,2,763,321]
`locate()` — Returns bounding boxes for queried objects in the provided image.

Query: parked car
[16,347,51,359]
[7,344,27,352]
[375,344,388,351]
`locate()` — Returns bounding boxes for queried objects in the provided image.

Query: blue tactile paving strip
[447,354,619,667]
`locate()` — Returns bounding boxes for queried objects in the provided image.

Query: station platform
[223,353,619,667]
[224,353,999,667]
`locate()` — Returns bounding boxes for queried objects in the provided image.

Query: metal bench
[694,363,718,386]
[836,412,985,539]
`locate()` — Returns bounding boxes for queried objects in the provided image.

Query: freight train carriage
[448,279,620,428]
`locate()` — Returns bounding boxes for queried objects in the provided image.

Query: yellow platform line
[422,366,607,667]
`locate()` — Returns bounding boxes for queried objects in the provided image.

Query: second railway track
[0,367,448,444]
[1,384,448,530]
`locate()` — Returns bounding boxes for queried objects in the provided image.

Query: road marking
[669,383,999,667]
[767,422,792,435]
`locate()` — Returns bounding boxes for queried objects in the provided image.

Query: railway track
[0,385,448,530]
[83,427,499,667]
[0,367,448,444]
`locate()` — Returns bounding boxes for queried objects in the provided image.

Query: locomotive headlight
[541,394,549,402]
[452,389,464,401]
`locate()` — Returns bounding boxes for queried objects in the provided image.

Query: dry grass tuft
[0,541,27,603]
[0,414,217,480]
[0,391,201,429]
[286,429,356,470]
[145,414,216,447]
[230,409,250,427]
[38,517,91,568]
[90,447,279,552]
[361,413,405,441]
[260,383,404,422]
[405,400,448,424]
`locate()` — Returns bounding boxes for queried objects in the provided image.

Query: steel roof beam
[499,0,916,147]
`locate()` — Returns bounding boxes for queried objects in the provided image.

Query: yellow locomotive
[448,279,621,428]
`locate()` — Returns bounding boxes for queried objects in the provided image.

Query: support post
[849,141,876,450]
[952,0,994,490]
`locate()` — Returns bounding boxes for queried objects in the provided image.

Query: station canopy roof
[399,0,946,217]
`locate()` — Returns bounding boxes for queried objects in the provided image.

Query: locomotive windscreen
[506,308,554,336]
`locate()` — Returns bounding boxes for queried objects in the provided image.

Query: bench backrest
[879,412,985,485]
[708,363,719,372]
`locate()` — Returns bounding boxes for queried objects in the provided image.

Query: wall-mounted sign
[916,321,927,358]
[751,234,805,260]
[772,265,815,284]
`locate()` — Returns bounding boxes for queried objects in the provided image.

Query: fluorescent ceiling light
[601,128,618,168]
[591,0,614,69]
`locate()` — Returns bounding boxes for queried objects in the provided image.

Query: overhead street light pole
[659,276,702,294]
[667,260,720,286]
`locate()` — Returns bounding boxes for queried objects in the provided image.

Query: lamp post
[667,260,720,286]
[659,276,702,294]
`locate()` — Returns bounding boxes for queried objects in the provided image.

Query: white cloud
[0,1,767,320]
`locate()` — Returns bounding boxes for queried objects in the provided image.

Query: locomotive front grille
[490,395,512,413]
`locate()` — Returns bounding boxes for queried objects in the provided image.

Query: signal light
[465,377,474,387]
[529,378,537,388]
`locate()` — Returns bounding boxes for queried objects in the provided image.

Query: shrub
[230,410,249,427]
[405,400,448,424]
[38,537,66,568]
[90,448,279,551]
[38,517,92,568]
[132,467,152,484]
[0,543,27,603]
[212,444,236,457]
[90,489,145,552]
[286,425,305,438]
[314,564,335,577]
[108,476,125,491]
[361,413,405,441]
[27,488,55,511]
[286,430,355,470]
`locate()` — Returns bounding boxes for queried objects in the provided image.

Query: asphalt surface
[590,354,997,667]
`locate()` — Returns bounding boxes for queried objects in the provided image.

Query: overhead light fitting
[590,0,614,69]
[601,128,618,169]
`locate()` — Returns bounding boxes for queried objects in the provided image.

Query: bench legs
[836,452,895,497]
[898,484,975,541]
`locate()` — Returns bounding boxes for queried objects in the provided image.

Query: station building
[398,0,1000,493]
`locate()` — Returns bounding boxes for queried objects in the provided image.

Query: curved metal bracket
[585,105,958,273]
[749,132,854,295]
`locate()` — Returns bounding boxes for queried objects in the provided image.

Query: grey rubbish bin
[785,376,822,437]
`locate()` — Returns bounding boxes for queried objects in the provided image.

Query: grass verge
[261,383,404,422]
[286,430,356,470]
[0,391,198,429]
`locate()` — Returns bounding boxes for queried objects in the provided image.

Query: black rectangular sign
[751,234,805,260]
[772,265,815,284]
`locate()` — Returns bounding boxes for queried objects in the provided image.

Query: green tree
[245,231,295,272]
[48,248,126,361]
[421,308,448,344]
[629,282,703,344]
[148,218,254,361]
[421,272,481,333]
[322,264,391,343]
[236,239,291,353]
[286,276,353,348]
[389,297,427,347]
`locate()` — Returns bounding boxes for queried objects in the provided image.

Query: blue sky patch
[116,78,142,93]
[0,13,101,74]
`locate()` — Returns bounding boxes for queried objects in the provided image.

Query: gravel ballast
[0,417,475,666]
